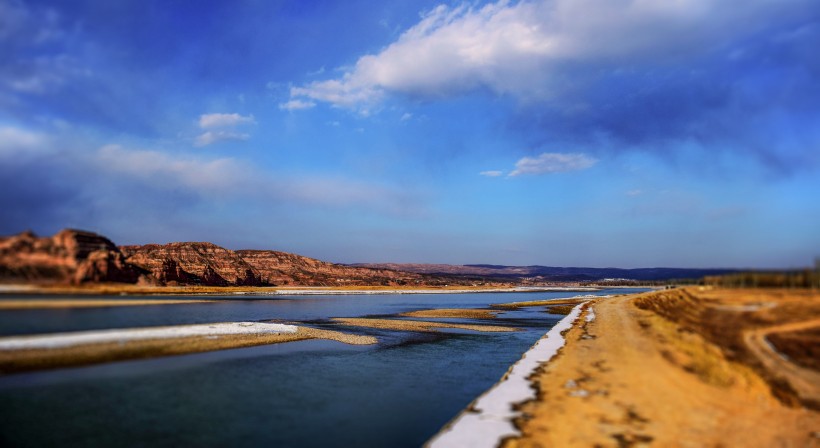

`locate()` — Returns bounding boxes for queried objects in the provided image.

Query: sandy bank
[332,317,517,333]
[400,308,501,319]
[502,288,820,447]
[0,323,376,374]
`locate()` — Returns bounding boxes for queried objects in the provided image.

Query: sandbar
[0,323,376,374]
[492,298,590,309]
[400,308,501,319]
[332,317,517,333]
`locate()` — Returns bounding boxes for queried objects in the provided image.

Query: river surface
[0,289,646,447]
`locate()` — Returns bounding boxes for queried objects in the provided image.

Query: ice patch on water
[0,322,298,350]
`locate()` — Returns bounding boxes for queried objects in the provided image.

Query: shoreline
[428,288,820,447]
[427,301,590,448]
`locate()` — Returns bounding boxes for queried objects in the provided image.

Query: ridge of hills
[0,229,734,287]
[353,263,737,282]
[0,229,440,287]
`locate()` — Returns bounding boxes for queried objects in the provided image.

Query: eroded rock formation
[0,229,146,284]
[0,229,433,287]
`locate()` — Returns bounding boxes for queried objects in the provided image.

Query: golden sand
[332,317,517,333]
[504,289,820,447]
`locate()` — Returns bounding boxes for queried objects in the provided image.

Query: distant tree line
[702,269,820,289]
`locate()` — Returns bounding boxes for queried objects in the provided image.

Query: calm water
[0,289,646,447]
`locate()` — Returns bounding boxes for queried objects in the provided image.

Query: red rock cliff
[0,229,146,284]
[120,242,264,286]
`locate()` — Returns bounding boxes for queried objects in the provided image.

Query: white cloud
[96,144,245,193]
[287,0,813,109]
[198,113,256,129]
[626,189,643,196]
[400,112,413,121]
[509,152,597,176]
[93,144,424,215]
[278,99,316,111]
[479,170,504,177]
[0,126,45,155]
[194,131,250,147]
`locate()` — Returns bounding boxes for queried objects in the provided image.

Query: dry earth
[505,288,820,448]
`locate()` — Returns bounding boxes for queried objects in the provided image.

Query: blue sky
[1,0,818,268]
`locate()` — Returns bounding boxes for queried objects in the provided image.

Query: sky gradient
[1,0,819,268]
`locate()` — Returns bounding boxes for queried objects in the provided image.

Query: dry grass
[544,305,576,315]
[634,287,820,407]
[767,328,820,371]
[332,317,517,333]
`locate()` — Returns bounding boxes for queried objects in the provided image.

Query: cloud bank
[289,0,815,108]
[286,0,819,173]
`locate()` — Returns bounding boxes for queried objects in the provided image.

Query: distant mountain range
[0,229,736,287]
[352,263,737,282]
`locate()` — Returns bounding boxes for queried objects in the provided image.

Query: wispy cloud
[0,126,46,155]
[93,144,425,215]
[198,113,256,129]
[96,144,244,192]
[194,131,250,147]
[278,99,316,111]
[509,153,597,176]
[479,170,503,177]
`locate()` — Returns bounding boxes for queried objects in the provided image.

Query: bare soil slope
[507,288,820,447]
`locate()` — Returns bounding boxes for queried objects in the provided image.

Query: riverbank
[497,288,820,447]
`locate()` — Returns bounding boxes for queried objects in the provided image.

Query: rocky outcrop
[0,229,472,287]
[235,250,424,286]
[120,242,265,286]
[0,229,147,284]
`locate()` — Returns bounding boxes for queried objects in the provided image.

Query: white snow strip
[0,322,297,350]
[586,306,596,322]
[427,302,587,448]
